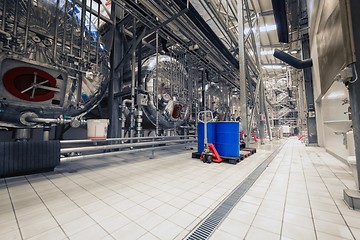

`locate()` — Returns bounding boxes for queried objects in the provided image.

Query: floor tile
[150,220,184,240]
[61,215,97,236]
[282,220,316,240]
[283,211,314,230]
[245,226,280,240]
[152,203,179,219]
[252,214,282,234]
[98,213,130,233]
[136,212,165,231]
[314,219,354,239]
[68,224,109,240]
[217,218,250,238]
[2,228,22,240]
[28,227,67,240]
[122,205,151,221]
[209,229,240,240]
[111,222,147,240]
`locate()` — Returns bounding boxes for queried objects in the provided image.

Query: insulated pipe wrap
[273,49,313,69]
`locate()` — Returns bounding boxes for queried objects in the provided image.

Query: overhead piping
[271,0,289,43]
[273,49,313,69]
[172,0,239,69]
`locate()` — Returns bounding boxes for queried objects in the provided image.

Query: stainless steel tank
[124,54,190,129]
[0,0,110,128]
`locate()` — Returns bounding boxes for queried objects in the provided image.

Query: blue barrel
[197,122,216,153]
[216,122,240,157]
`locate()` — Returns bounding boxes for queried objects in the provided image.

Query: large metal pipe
[61,143,192,161]
[60,135,196,144]
[273,49,313,69]
[61,138,196,154]
[238,0,249,147]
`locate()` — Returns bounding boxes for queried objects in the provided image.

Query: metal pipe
[130,17,137,140]
[1,0,6,32]
[238,0,249,146]
[259,80,265,144]
[26,117,65,124]
[53,0,60,60]
[264,95,273,141]
[61,0,69,55]
[61,138,195,154]
[155,30,159,136]
[23,0,32,53]
[61,143,194,161]
[76,0,87,105]
[70,0,76,55]
[95,1,101,71]
[13,0,19,38]
[60,135,196,144]
[273,49,313,69]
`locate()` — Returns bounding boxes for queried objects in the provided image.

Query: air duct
[271,0,289,43]
[273,49,313,69]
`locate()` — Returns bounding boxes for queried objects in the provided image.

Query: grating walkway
[0,138,359,240]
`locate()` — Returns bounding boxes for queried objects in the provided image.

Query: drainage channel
[186,141,286,240]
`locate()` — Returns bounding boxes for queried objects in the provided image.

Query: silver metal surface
[61,138,195,154]
[312,0,355,95]
[0,0,110,128]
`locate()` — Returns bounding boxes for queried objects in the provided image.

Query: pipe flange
[70,118,81,128]
[19,112,38,126]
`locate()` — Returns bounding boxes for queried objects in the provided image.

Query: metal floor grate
[186,143,285,240]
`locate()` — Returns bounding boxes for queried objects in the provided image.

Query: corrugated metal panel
[0,141,60,178]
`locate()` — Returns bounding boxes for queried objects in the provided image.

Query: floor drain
[186,142,285,240]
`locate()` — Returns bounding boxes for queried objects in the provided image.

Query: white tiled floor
[0,138,359,240]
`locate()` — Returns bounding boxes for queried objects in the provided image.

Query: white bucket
[87,119,109,139]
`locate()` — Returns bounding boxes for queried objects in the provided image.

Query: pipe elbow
[273,49,313,69]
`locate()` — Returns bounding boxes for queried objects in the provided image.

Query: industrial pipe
[61,138,196,154]
[61,143,193,161]
[273,49,313,69]
[60,135,196,144]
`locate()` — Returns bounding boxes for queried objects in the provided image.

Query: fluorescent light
[259,24,277,32]
[291,50,298,54]
[244,24,277,34]
[262,65,284,70]
[261,49,274,55]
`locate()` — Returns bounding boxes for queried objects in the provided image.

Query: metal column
[237,0,249,146]
[108,4,123,138]
[302,34,318,144]
[258,80,265,144]
[349,0,360,191]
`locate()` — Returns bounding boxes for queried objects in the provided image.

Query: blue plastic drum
[197,122,216,153]
[216,122,240,157]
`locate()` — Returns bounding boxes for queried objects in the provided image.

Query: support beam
[302,34,318,144]
[349,0,360,192]
[238,0,248,146]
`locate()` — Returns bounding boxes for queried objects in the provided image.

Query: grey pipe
[273,49,313,69]
[61,143,193,161]
[60,135,196,144]
[61,138,195,154]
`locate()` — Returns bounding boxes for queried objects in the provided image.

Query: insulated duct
[271,0,289,43]
[273,49,313,69]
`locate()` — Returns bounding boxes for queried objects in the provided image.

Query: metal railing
[60,135,197,161]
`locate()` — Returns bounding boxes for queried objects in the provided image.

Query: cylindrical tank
[216,121,240,157]
[197,122,216,153]
[0,0,110,128]
[124,54,190,129]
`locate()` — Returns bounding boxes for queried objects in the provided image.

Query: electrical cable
[349,64,358,84]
